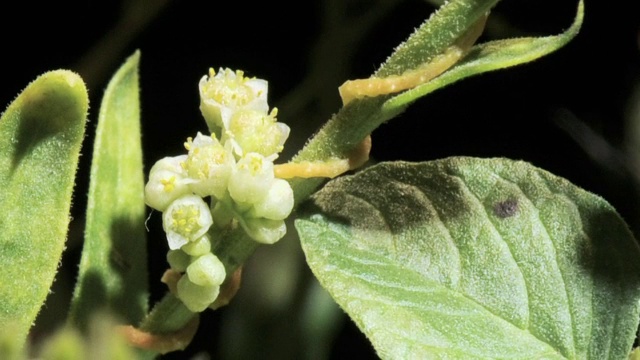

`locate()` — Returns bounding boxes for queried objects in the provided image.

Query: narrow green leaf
[69,51,148,330]
[385,0,584,110]
[293,0,498,163]
[289,0,581,203]
[297,158,640,359]
[376,0,496,77]
[0,71,88,346]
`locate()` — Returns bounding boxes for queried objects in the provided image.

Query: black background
[2,0,639,358]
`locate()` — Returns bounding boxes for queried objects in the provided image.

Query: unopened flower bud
[249,179,294,220]
[186,253,226,287]
[167,249,190,272]
[181,234,212,257]
[242,217,287,244]
[177,276,220,313]
[144,155,191,211]
[228,153,274,205]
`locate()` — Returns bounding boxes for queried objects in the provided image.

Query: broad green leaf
[297,158,640,359]
[69,51,148,330]
[0,71,88,346]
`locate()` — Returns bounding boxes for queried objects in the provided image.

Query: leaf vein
[496,172,576,357]
[378,172,463,286]
[330,228,522,321]
[342,187,400,254]
[447,173,533,328]
[328,248,563,358]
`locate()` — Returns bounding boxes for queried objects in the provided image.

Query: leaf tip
[122,50,141,71]
[40,70,87,97]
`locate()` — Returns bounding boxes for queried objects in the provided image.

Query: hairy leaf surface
[297,158,640,359]
[0,71,88,346]
[69,51,148,330]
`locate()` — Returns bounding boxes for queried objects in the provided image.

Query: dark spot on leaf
[494,199,518,218]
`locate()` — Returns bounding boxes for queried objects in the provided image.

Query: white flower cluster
[145,68,294,312]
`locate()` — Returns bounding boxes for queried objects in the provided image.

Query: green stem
[288,98,389,204]
[139,294,194,334]
[211,227,261,276]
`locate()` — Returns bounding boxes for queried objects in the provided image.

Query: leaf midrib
[338,168,577,357]
[318,219,564,358]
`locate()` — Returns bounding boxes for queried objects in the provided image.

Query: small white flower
[227,153,274,205]
[144,155,191,211]
[199,68,268,133]
[163,195,213,250]
[223,108,290,158]
[183,132,235,199]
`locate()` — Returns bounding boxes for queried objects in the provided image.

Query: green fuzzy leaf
[292,0,499,164]
[297,158,640,359]
[385,0,583,110]
[69,51,148,330]
[289,0,582,203]
[0,71,88,347]
[375,0,496,77]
